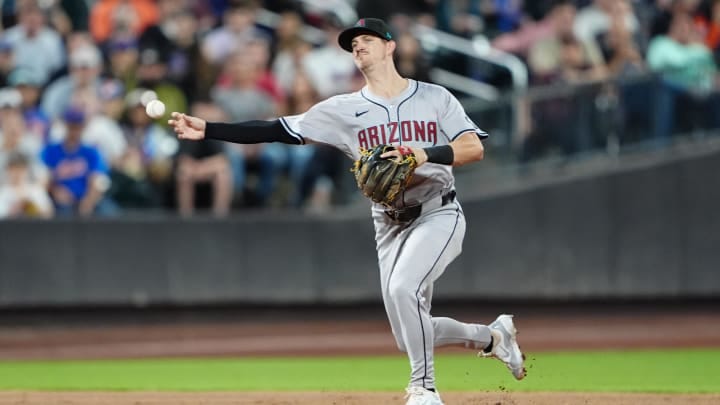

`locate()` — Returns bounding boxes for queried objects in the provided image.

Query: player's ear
[387,39,396,55]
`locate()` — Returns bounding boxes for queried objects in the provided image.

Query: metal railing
[411,24,528,98]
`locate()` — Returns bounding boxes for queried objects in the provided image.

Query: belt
[384,190,456,223]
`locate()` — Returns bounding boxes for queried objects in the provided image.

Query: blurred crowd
[0,0,719,219]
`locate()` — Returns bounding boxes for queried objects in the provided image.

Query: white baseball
[145,99,166,119]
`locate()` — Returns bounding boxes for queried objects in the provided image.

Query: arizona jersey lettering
[280,80,487,208]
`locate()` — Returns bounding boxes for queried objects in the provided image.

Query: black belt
[384,190,456,223]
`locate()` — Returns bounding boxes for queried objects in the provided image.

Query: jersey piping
[279,117,305,144]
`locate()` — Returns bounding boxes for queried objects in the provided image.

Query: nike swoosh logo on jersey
[355,110,369,117]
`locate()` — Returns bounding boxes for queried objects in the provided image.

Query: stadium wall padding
[1,152,719,307]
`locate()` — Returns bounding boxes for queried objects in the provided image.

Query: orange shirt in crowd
[90,0,160,43]
[695,16,720,50]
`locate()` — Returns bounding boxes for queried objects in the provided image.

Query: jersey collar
[361,79,418,107]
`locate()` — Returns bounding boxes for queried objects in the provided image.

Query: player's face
[351,35,390,68]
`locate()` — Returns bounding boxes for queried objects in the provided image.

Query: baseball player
[169,18,525,405]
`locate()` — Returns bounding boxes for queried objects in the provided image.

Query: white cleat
[405,386,444,405]
[480,314,527,380]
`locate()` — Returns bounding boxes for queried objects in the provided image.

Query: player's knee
[387,281,414,303]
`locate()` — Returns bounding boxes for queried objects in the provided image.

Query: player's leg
[379,203,466,391]
[432,317,492,350]
[374,213,408,353]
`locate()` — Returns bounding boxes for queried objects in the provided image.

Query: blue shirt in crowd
[41,143,107,200]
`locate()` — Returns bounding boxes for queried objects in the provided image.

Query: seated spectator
[176,102,232,217]
[7,67,50,144]
[301,13,356,98]
[604,2,646,77]
[1,0,64,85]
[479,0,524,37]
[211,52,286,207]
[435,0,483,38]
[201,0,266,66]
[528,2,605,81]
[41,45,103,120]
[0,40,14,87]
[105,37,140,95]
[574,0,640,43]
[494,1,582,63]
[90,0,159,43]
[136,46,187,123]
[647,11,720,138]
[41,108,115,217]
[0,152,53,219]
[50,80,128,169]
[695,0,720,63]
[393,32,432,83]
[520,33,609,162]
[111,89,177,209]
[0,88,46,184]
[154,9,212,104]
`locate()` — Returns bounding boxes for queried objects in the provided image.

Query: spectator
[201,0,266,66]
[111,88,177,209]
[41,45,103,120]
[211,52,286,207]
[574,0,640,43]
[7,67,50,144]
[479,0,525,37]
[158,9,213,104]
[0,88,46,184]
[647,11,720,137]
[520,32,609,163]
[271,10,313,95]
[393,32,432,83]
[493,1,576,60]
[54,0,90,33]
[105,37,140,95]
[50,80,128,169]
[0,152,53,219]
[41,108,115,217]
[301,13,356,98]
[695,0,720,61]
[0,40,14,87]
[435,0,484,38]
[90,0,159,43]
[245,39,287,109]
[602,0,646,76]
[135,46,187,124]
[527,1,605,81]
[1,0,64,85]
[176,102,232,217]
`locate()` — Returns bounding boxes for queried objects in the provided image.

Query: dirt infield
[1,391,719,405]
[1,301,719,359]
[1,301,718,404]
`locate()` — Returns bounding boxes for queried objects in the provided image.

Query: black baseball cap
[338,18,394,52]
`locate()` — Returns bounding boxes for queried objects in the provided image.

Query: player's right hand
[169,112,207,140]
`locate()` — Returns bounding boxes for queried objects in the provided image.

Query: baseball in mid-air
[145,99,166,119]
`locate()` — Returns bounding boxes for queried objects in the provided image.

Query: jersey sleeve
[279,97,346,147]
[439,88,488,141]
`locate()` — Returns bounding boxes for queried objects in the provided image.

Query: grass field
[0,349,718,393]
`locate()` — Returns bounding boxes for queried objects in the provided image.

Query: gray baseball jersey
[280,79,488,208]
[281,79,493,390]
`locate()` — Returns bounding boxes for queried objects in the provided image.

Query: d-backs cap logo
[357,19,365,27]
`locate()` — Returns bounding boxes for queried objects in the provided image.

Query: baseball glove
[351,144,417,206]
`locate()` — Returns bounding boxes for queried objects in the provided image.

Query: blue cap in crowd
[63,107,86,125]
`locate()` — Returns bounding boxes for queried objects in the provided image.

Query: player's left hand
[381,146,428,166]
